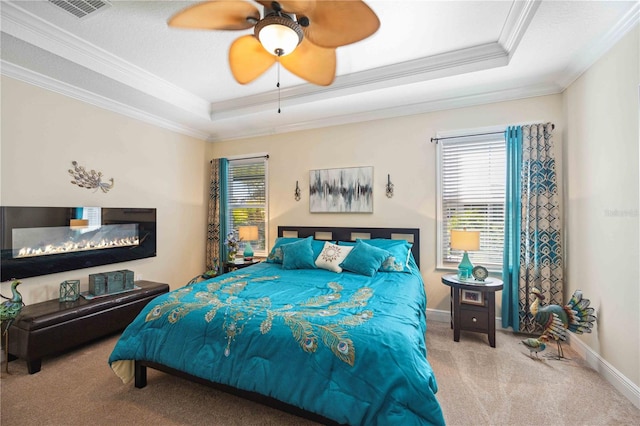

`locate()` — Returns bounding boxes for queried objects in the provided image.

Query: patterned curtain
[502,123,563,333]
[206,158,228,274]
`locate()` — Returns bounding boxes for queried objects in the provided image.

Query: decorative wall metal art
[68,161,114,193]
[309,166,373,213]
[294,181,301,201]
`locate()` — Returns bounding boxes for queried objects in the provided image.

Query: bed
[109,226,445,425]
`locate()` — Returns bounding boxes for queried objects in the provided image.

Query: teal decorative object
[243,242,254,260]
[238,226,258,261]
[88,270,134,296]
[521,335,548,358]
[530,288,596,359]
[450,230,480,280]
[1,279,24,373]
[457,252,473,280]
[59,280,80,302]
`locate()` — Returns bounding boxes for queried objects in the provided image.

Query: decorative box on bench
[8,280,169,374]
[89,269,134,295]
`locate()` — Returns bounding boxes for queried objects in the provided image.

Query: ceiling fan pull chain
[277,60,281,113]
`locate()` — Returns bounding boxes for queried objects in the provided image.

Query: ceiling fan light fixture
[255,15,303,57]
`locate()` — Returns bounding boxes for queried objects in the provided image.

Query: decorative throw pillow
[315,242,354,273]
[281,237,317,270]
[340,241,390,277]
[267,237,327,264]
[356,239,413,273]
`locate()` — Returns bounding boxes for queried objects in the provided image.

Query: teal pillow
[267,237,326,264]
[281,237,317,270]
[340,241,390,277]
[356,239,413,273]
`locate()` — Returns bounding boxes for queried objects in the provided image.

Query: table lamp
[238,225,259,261]
[450,229,480,280]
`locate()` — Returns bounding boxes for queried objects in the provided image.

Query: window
[227,157,268,256]
[437,131,506,270]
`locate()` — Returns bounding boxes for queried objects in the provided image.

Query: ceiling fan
[168,0,380,86]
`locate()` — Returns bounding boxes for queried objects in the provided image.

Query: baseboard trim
[426,308,451,324]
[567,334,640,410]
[426,308,640,410]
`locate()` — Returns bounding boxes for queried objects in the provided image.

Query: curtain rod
[430,124,555,144]
[210,154,269,163]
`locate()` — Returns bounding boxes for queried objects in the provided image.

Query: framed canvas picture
[309,166,373,213]
[461,289,484,306]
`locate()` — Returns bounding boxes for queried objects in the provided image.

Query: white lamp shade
[450,230,480,251]
[258,23,299,56]
[238,226,259,242]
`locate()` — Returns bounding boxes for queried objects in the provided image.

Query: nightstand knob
[472,317,477,323]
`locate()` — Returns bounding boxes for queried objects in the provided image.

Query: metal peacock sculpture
[1,279,24,373]
[521,334,549,359]
[530,287,596,359]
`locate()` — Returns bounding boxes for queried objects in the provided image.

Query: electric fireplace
[1,207,156,282]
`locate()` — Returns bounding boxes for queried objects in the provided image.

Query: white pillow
[315,241,354,273]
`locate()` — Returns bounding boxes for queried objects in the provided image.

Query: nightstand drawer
[460,309,488,331]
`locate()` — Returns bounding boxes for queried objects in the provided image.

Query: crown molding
[556,1,640,89]
[210,41,509,120]
[208,82,563,142]
[1,60,210,141]
[499,0,541,56]
[2,56,561,143]
[1,1,210,120]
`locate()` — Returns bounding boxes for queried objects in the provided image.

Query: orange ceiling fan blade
[302,0,380,48]
[229,35,277,84]
[257,1,316,15]
[168,0,260,30]
[280,38,336,86]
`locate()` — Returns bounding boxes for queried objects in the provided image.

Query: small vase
[228,251,237,262]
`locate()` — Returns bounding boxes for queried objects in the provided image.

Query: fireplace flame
[16,236,140,258]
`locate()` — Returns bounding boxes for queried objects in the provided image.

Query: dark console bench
[8,280,169,374]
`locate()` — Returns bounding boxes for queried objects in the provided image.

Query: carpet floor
[1,320,639,425]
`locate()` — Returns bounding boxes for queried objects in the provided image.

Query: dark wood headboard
[277,226,420,269]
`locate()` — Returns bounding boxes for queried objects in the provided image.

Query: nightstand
[441,274,503,347]
[223,258,264,274]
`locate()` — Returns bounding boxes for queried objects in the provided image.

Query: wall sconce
[294,181,301,201]
[386,174,394,198]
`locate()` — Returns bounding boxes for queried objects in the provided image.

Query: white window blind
[437,134,506,269]
[227,157,267,254]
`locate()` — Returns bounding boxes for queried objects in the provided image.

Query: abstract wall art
[309,166,373,213]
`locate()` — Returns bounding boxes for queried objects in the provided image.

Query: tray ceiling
[1,0,638,141]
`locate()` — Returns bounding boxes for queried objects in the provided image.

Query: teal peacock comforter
[109,261,445,425]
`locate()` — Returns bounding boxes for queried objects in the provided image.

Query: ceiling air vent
[48,0,112,20]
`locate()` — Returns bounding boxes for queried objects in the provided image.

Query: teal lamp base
[243,242,254,261]
[457,251,474,280]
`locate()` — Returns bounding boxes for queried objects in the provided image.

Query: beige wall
[2,23,636,396]
[0,77,209,304]
[563,24,639,386]
[208,94,564,317]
